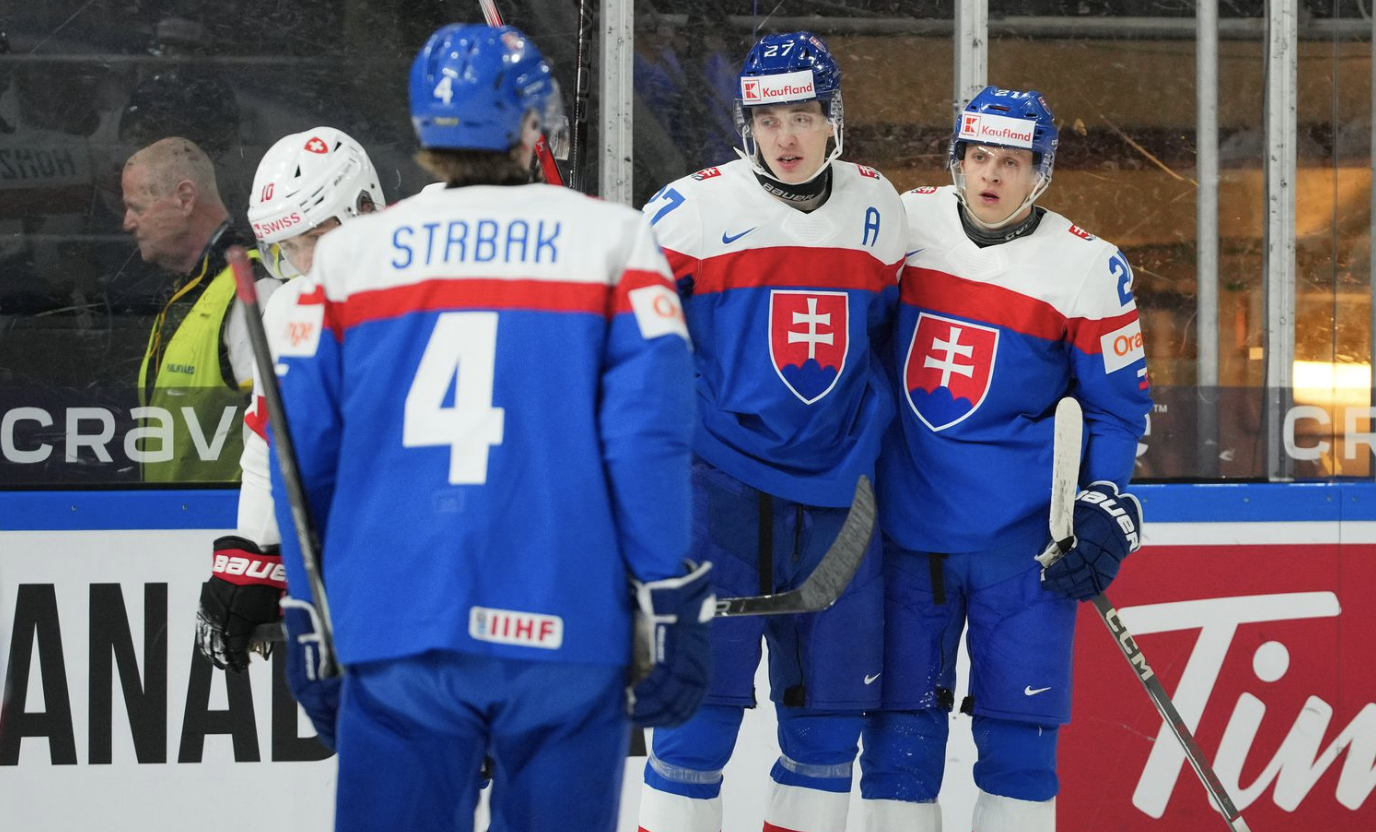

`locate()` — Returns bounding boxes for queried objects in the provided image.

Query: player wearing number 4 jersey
[267,24,711,832]
[639,31,904,832]
[858,87,1152,832]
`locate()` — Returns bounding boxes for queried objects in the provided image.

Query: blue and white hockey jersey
[267,183,695,668]
[881,185,1152,555]
[643,159,906,507]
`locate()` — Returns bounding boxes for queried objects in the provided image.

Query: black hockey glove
[1042,482,1142,601]
[196,535,286,674]
[628,561,715,728]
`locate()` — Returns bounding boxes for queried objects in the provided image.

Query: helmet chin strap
[951,170,1051,230]
[736,117,844,189]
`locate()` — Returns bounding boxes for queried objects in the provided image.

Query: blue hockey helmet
[733,31,844,182]
[409,23,568,156]
[949,86,1058,226]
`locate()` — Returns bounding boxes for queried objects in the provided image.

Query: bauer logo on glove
[1075,484,1141,553]
[1041,482,1143,602]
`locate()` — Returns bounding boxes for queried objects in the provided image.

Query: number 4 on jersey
[403,311,505,484]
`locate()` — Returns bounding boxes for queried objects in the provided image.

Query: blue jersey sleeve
[1069,247,1152,489]
[266,280,343,605]
[600,218,696,583]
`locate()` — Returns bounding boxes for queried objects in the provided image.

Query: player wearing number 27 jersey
[638,31,905,832]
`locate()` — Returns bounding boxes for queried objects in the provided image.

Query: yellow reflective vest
[136,236,263,483]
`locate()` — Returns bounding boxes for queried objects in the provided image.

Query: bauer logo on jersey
[469,606,564,650]
[741,69,816,105]
[1099,318,1145,374]
[904,312,999,431]
[958,113,1036,149]
[768,290,849,404]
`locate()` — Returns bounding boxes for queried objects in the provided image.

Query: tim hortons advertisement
[1060,519,1376,829]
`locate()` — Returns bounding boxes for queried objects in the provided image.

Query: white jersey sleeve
[234,277,311,546]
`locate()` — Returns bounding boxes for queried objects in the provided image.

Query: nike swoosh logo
[904,248,924,258]
[864,673,882,685]
[1024,685,1051,696]
[721,227,757,245]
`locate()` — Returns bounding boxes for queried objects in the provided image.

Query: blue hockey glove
[628,561,715,728]
[281,597,341,750]
[1041,482,1143,602]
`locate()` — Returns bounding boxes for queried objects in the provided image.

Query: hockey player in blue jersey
[638,32,905,832]
[265,24,713,832]
[858,87,1152,831]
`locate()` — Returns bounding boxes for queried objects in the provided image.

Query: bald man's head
[124,137,222,203]
[121,137,230,274]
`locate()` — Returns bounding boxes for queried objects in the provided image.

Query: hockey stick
[568,0,593,191]
[228,247,339,679]
[476,0,567,187]
[251,477,874,642]
[1036,397,1251,832]
[715,474,875,617]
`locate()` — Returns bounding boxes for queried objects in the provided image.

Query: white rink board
[0,529,337,831]
[0,528,978,832]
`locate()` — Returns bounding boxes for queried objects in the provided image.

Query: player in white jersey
[194,126,383,745]
[638,32,905,832]
[858,87,1150,832]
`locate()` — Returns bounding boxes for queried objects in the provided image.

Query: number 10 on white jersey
[403,311,506,484]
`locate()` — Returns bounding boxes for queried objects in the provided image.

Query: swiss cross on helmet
[949,86,1058,228]
[734,31,843,184]
[409,23,568,157]
[248,127,386,279]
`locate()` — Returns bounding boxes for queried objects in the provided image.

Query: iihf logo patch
[769,290,849,404]
[904,311,998,431]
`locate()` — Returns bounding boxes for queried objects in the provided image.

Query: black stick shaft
[569,0,594,191]
[227,247,338,678]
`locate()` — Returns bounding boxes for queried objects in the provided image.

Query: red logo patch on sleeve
[857,165,881,180]
[909,186,939,195]
[1068,224,1097,241]
[691,167,722,181]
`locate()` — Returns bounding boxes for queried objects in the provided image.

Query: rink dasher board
[2,482,1375,831]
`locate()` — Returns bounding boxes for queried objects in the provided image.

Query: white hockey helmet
[248,127,385,278]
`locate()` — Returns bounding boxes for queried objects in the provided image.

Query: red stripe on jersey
[244,395,268,440]
[903,267,1066,341]
[662,247,699,281]
[692,247,899,295]
[329,278,609,332]
[905,267,1141,354]
[1066,308,1140,356]
[609,268,677,315]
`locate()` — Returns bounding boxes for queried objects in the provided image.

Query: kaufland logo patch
[959,113,1036,149]
[741,69,816,104]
